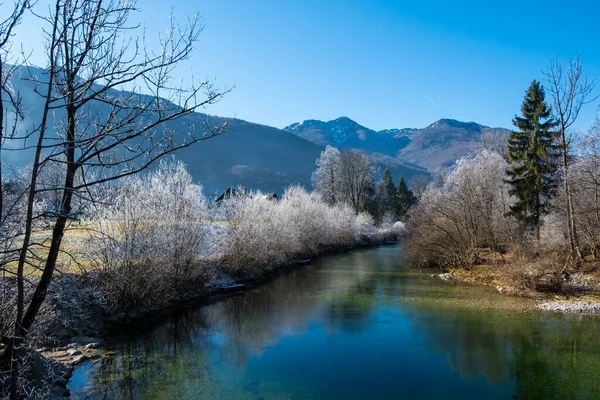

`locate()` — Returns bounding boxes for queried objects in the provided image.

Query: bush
[224,185,375,272]
[500,244,570,294]
[85,160,216,310]
[405,152,515,268]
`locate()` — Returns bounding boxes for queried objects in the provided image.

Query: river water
[68,245,600,399]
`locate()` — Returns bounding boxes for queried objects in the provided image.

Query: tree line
[407,58,598,293]
[311,145,418,224]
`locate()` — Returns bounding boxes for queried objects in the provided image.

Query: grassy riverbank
[432,247,600,313]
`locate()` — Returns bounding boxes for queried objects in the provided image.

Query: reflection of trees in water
[87,250,385,398]
[89,312,214,399]
[511,316,600,399]
[401,293,600,398]
[202,251,383,366]
[80,246,600,400]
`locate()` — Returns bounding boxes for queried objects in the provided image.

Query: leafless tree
[544,57,598,261]
[337,150,374,213]
[408,174,432,202]
[0,1,229,397]
[406,152,514,267]
[0,1,31,224]
[571,114,600,257]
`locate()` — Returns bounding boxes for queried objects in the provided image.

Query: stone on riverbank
[432,272,456,281]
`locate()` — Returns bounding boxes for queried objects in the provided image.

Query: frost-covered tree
[225,185,374,270]
[571,113,600,257]
[338,151,374,213]
[87,160,214,308]
[406,151,514,267]
[312,145,341,205]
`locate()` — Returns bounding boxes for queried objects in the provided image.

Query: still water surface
[69,246,600,399]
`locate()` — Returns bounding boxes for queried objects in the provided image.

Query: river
[68,245,600,399]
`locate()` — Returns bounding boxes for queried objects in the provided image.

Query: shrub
[405,152,515,268]
[224,185,376,272]
[85,160,216,310]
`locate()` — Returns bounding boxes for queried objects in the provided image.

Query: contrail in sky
[428,98,437,107]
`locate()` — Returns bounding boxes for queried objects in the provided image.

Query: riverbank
[431,255,600,314]
[10,232,400,398]
[66,244,600,400]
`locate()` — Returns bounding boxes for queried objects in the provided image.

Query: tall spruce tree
[505,80,560,239]
[375,168,397,221]
[396,176,417,220]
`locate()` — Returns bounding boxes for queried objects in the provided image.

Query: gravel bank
[538,300,600,314]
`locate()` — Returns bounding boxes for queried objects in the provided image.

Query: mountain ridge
[3,66,427,195]
[284,116,511,171]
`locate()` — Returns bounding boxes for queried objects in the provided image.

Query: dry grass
[449,245,600,299]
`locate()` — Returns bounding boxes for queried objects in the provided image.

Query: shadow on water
[69,246,600,399]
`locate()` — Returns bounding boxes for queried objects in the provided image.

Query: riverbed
[68,245,600,399]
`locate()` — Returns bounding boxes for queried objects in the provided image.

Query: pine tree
[379,168,396,216]
[396,176,416,220]
[505,80,559,239]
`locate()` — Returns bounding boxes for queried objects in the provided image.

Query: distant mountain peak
[284,116,510,172]
[429,118,486,131]
[332,116,353,122]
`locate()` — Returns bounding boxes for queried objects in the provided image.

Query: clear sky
[8,0,600,131]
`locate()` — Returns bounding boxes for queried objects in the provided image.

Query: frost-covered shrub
[224,185,376,272]
[392,221,407,234]
[405,151,515,267]
[85,160,215,309]
[0,274,105,347]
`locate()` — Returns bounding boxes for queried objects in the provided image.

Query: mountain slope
[3,67,426,196]
[397,119,511,170]
[283,117,412,157]
[285,117,511,171]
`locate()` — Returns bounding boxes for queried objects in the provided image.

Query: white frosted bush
[392,221,407,234]
[225,185,377,271]
[86,160,214,308]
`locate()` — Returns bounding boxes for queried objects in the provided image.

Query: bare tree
[571,113,600,257]
[544,57,598,261]
[0,1,229,396]
[337,150,374,213]
[0,0,31,228]
[406,151,514,267]
[408,174,432,202]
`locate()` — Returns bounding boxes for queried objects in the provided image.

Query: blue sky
[9,0,600,131]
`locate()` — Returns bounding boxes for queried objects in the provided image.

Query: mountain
[397,119,511,170]
[2,67,426,196]
[283,117,412,157]
[285,117,511,171]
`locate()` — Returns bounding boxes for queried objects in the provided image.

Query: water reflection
[70,246,600,400]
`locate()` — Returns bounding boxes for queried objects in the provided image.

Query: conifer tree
[376,168,397,218]
[505,80,559,239]
[396,176,416,220]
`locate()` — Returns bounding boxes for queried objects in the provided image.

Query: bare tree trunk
[561,150,582,259]
[545,57,597,262]
[4,6,59,397]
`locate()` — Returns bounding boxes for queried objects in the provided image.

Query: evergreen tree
[396,176,416,220]
[375,168,397,221]
[505,80,560,239]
